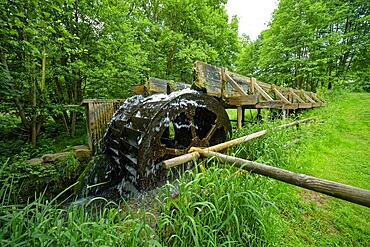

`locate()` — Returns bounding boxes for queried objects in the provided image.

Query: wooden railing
[81,99,124,153]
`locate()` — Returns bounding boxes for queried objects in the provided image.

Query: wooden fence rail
[162,118,370,208]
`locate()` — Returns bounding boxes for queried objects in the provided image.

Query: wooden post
[282,109,287,120]
[250,77,256,94]
[237,106,243,130]
[200,151,370,208]
[84,103,93,151]
[256,109,262,120]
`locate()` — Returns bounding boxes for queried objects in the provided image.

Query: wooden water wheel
[103,89,231,195]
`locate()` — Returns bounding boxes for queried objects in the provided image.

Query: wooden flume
[162,119,370,208]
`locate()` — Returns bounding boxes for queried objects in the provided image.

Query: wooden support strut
[289,88,305,103]
[237,106,243,130]
[302,90,316,104]
[253,80,274,101]
[272,85,290,104]
[200,151,370,208]
[225,73,248,96]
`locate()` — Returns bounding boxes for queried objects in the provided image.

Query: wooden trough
[134,61,325,129]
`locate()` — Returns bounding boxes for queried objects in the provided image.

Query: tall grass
[0,114,299,246]
[157,165,279,246]
[0,189,160,246]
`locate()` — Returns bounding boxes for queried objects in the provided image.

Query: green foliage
[236,0,370,91]
[0,194,159,246]
[274,92,370,246]
[0,0,239,145]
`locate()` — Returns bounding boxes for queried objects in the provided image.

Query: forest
[0,0,369,246]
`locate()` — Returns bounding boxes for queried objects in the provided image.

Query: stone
[72,145,91,162]
[26,158,43,165]
[42,152,71,163]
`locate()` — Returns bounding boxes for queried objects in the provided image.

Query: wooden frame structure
[84,61,325,152]
[136,61,325,129]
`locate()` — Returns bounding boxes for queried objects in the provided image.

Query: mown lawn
[271,92,370,246]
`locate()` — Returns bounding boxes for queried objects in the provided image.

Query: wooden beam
[256,100,285,109]
[237,106,243,130]
[272,85,290,104]
[289,88,305,103]
[225,95,257,106]
[309,92,324,104]
[253,80,274,101]
[225,73,249,97]
[163,152,200,169]
[199,151,370,208]
[302,90,316,103]
[250,77,256,94]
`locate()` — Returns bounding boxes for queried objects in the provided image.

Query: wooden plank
[256,100,285,109]
[283,103,299,110]
[132,84,146,95]
[193,61,223,97]
[200,151,370,208]
[225,95,258,106]
[146,77,168,94]
[298,103,313,108]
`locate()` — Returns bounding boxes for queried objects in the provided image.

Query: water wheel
[104,89,231,195]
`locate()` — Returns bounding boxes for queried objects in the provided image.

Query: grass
[271,92,370,246]
[0,91,369,246]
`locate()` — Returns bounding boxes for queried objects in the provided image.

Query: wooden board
[82,99,124,153]
[226,95,258,106]
[193,61,223,97]
[145,77,191,94]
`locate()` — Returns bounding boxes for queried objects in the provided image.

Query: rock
[42,152,71,163]
[26,158,43,165]
[72,145,91,161]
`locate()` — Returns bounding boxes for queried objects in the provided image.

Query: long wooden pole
[200,151,370,208]
[163,118,314,169]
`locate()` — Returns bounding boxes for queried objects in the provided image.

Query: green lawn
[273,92,370,246]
